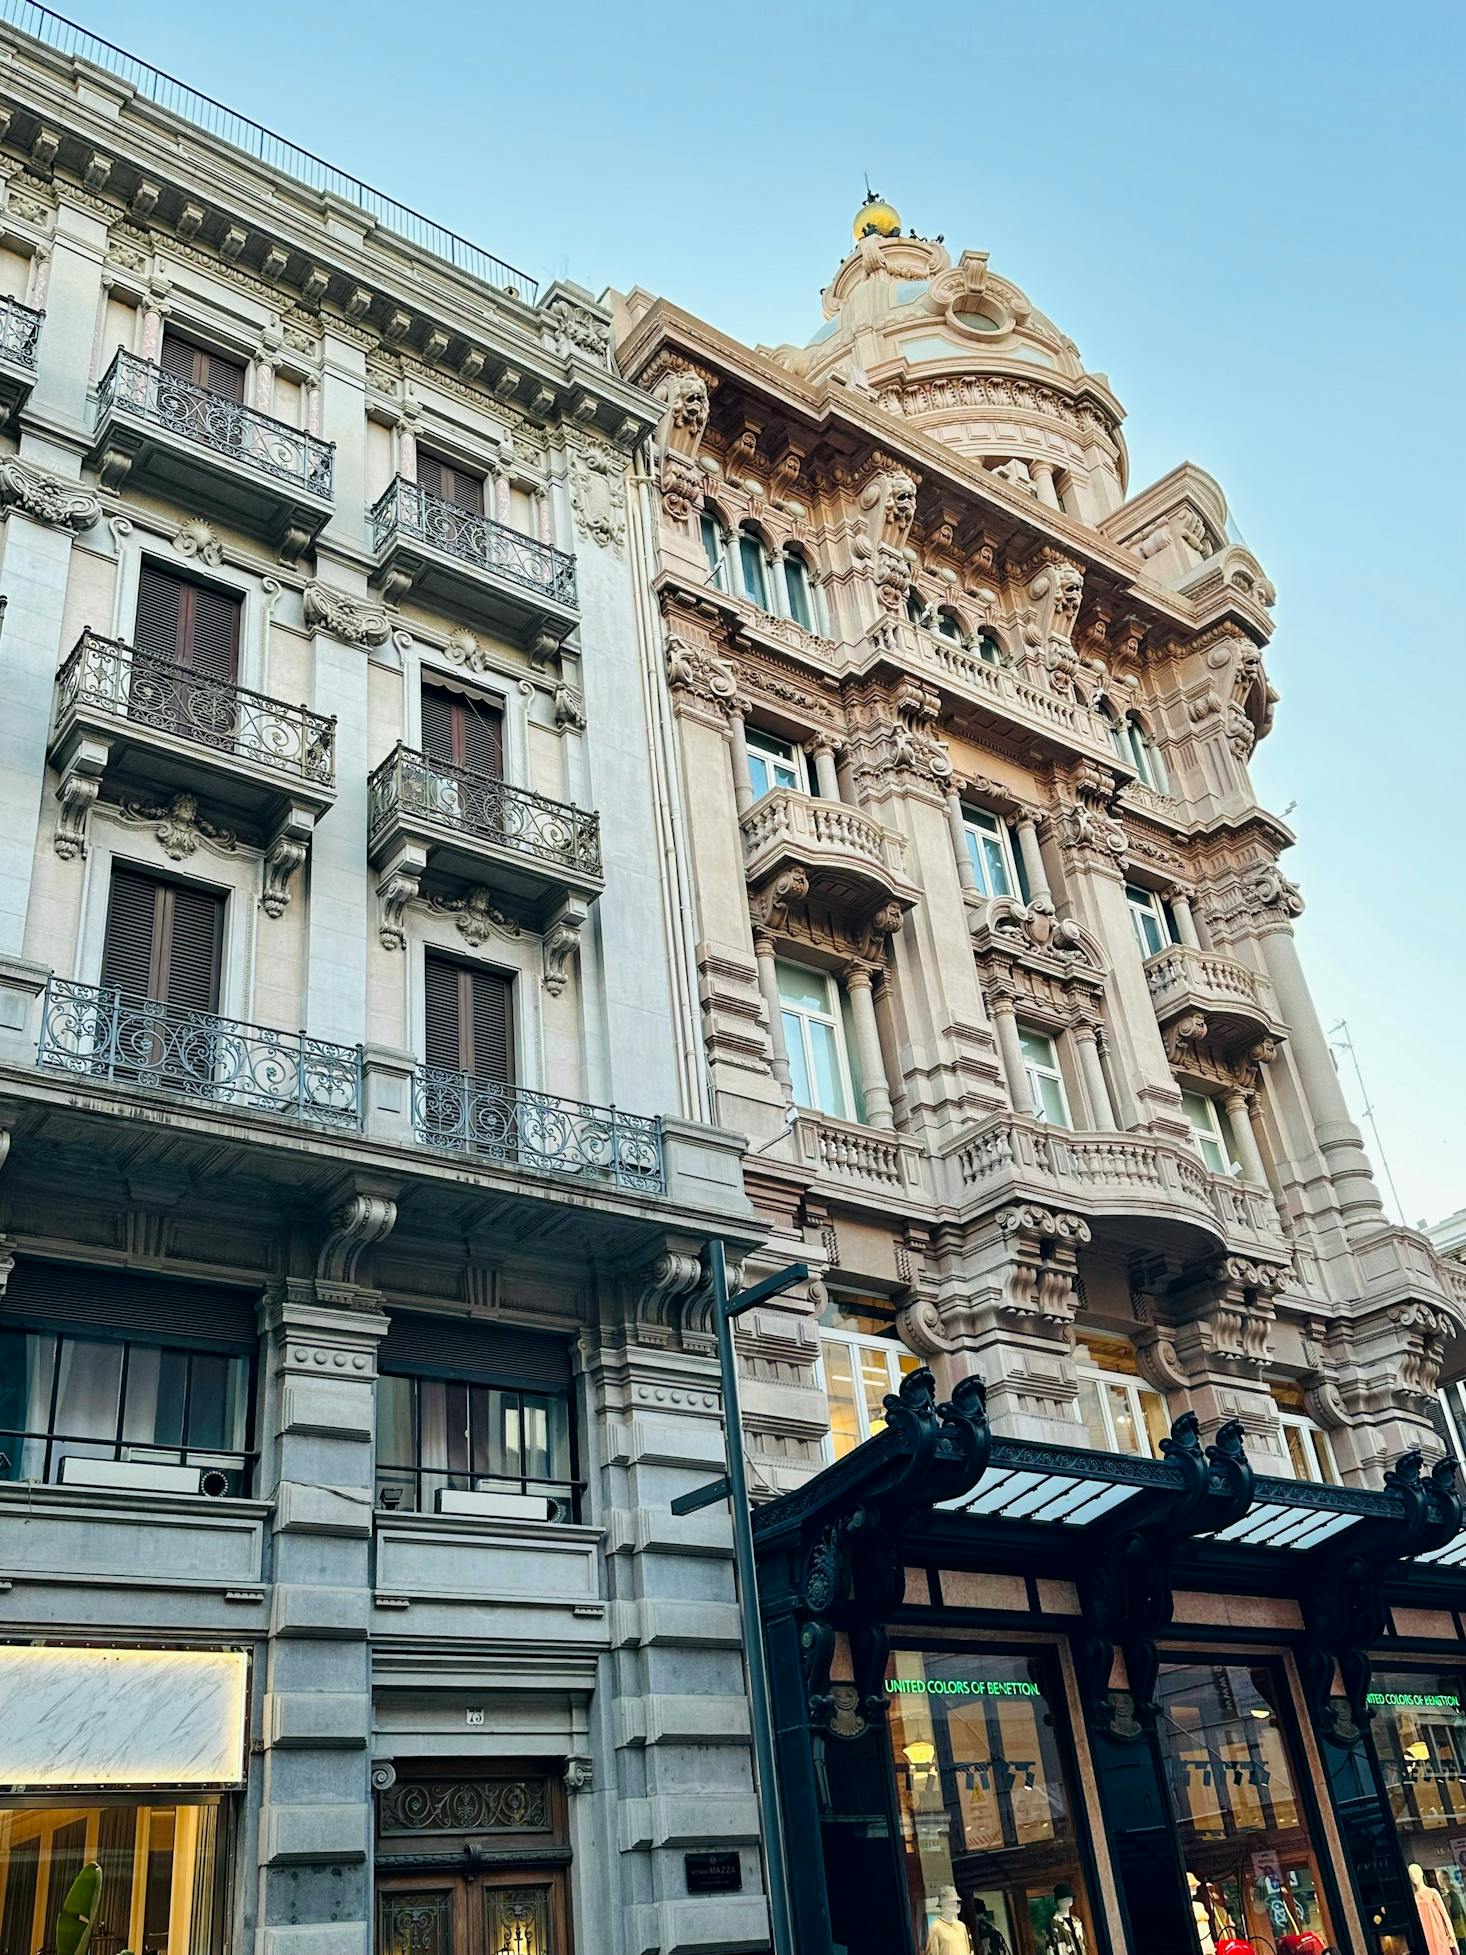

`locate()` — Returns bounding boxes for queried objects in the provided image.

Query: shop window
[777,961,857,1120]
[1181,1089,1237,1177]
[887,1646,1099,1955]
[1017,1024,1071,1128]
[1156,1662,1337,1953]
[746,728,806,800]
[0,1798,224,1953]
[816,1294,920,1462]
[1366,1670,1466,1950]
[1075,1343,1170,1458]
[963,808,1017,899]
[1126,883,1172,959]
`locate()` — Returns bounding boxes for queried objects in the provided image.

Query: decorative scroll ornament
[303,580,391,648]
[378,1775,550,1836]
[118,791,237,861]
[441,625,493,674]
[664,634,738,713]
[173,515,223,566]
[553,683,587,730]
[545,295,611,363]
[1244,863,1304,920]
[427,886,520,948]
[0,456,101,531]
[568,438,627,551]
[317,1191,397,1287]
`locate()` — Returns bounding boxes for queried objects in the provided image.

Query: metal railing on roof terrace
[0,0,538,300]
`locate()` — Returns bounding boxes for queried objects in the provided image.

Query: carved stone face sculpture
[1053,563,1084,623]
[887,470,918,535]
[667,371,710,433]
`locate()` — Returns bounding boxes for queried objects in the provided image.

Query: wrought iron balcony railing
[368,745,601,877]
[0,295,43,369]
[370,477,578,609]
[56,630,337,785]
[37,978,363,1130]
[96,349,335,499]
[413,1066,665,1193]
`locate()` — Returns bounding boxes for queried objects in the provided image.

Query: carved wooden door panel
[375,1877,466,1955]
[376,1871,568,1955]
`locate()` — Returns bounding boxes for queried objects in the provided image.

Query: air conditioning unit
[435,1487,555,1523]
[60,1457,206,1496]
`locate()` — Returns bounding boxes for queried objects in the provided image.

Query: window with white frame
[1075,1345,1171,1458]
[746,728,806,801]
[1440,1379,1466,1473]
[700,510,729,591]
[817,1294,921,1462]
[777,961,855,1120]
[1110,713,1170,793]
[1126,883,1173,959]
[962,807,1017,898]
[1017,1023,1071,1127]
[1276,1408,1341,1485]
[933,608,965,644]
[737,526,770,608]
[782,550,815,631]
[1181,1088,1236,1175]
[975,629,1004,666]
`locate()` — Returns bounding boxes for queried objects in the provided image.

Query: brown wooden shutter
[184,582,240,681]
[416,452,444,500]
[135,563,184,665]
[420,683,503,780]
[205,349,245,403]
[420,685,457,767]
[424,953,512,1082]
[163,882,224,1015]
[101,868,222,1012]
[447,466,484,517]
[416,449,483,516]
[159,329,245,402]
[159,332,194,380]
[101,866,164,1000]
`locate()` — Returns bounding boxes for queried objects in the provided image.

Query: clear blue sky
[57,0,1466,1223]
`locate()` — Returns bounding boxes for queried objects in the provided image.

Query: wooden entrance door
[375,1869,569,1955]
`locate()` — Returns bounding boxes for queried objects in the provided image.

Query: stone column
[1014,814,1052,902]
[987,987,1031,1114]
[1074,1020,1116,1130]
[1170,891,1202,951]
[1222,1087,1267,1186]
[1030,460,1061,509]
[752,930,791,1088]
[805,733,843,803]
[945,788,981,895]
[844,967,894,1129]
[727,706,755,816]
[394,414,417,483]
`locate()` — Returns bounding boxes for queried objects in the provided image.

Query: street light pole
[672,1239,805,1955]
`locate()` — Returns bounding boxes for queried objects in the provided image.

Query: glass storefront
[887,1648,1098,1955]
[1368,1672,1466,1955]
[1157,1663,1335,1953]
[0,1797,223,1952]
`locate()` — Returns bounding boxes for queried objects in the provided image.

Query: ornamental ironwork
[413,1066,665,1194]
[368,745,601,878]
[378,1776,550,1837]
[96,350,335,499]
[376,1893,451,1955]
[370,477,578,608]
[0,295,43,369]
[55,629,337,785]
[37,977,364,1130]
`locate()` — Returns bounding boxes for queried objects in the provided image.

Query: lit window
[1181,1088,1235,1175]
[777,961,854,1119]
[818,1295,920,1462]
[737,527,769,608]
[1076,1350,1170,1458]
[700,511,729,591]
[0,1799,224,1952]
[783,552,814,630]
[1126,883,1172,959]
[962,808,1016,898]
[746,728,805,801]
[1017,1023,1070,1127]
[1277,1411,1340,1485]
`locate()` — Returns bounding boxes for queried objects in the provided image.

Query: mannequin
[925,1887,973,1955]
[1411,1863,1457,1955]
[973,1901,1012,1955]
[1046,1885,1087,1955]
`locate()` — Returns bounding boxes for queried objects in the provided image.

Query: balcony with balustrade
[367,744,603,923]
[1144,942,1284,1052]
[35,977,363,1131]
[369,477,578,647]
[48,628,337,860]
[740,788,919,927]
[87,350,335,560]
[412,1066,664,1194]
[0,294,43,419]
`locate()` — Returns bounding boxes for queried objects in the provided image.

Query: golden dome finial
[853,183,901,242]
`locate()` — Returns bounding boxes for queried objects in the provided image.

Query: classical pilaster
[1073,1017,1116,1130]
[945,787,981,895]
[752,929,792,1089]
[843,965,894,1129]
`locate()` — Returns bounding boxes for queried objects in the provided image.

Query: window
[1017,1024,1070,1127]
[962,808,1017,898]
[975,629,1003,666]
[376,1311,575,1518]
[1126,883,1172,959]
[777,961,854,1119]
[160,328,245,403]
[1367,1667,1466,1925]
[1075,1345,1170,1458]
[746,728,805,801]
[102,865,224,1015]
[700,510,729,590]
[817,1295,920,1462]
[420,680,504,781]
[131,563,242,749]
[416,448,486,517]
[0,1799,225,1955]
[1110,712,1170,792]
[423,953,513,1083]
[1276,1411,1339,1485]
[782,550,815,630]
[1182,1088,1235,1176]
[737,526,769,608]
[933,608,964,644]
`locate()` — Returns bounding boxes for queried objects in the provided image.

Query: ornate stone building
[615,195,1466,1955]
[0,14,765,1955]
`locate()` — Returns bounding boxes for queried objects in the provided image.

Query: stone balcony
[88,350,335,561]
[0,294,42,421]
[369,476,578,649]
[1144,942,1283,1051]
[947,1112,1289,1263]
[48,628,337,876]
[740,789,918,925]
[790,1109,928,1198]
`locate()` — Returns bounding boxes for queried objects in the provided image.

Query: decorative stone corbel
[317,1187,399,1290]
[303,581,392,649]
[653,365,712,522]
[543,895,589,996]
[262,804,316,919]
[553,683,587,731]
[856,463,919,614]
[563,1756,594,1794]
[53,737,110,859]
[0,457,102,532]
[428,886,519,949]
[376,843,427,951]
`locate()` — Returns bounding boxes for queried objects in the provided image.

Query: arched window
[1110,712,1169,794]
[782,549,815,631]
[737,525,769,609]
[933,608,964,645]
[699,509,729,592]
[975,629,1004,667]
[906,587,927,627]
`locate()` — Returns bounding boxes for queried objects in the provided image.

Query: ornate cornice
[0,457,101,532]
